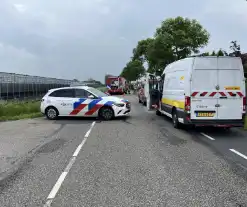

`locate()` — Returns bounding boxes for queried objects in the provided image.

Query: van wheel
[45,106,59,120]
[156,110,162,116]
[172,110,180,129]
[99,106,114,121]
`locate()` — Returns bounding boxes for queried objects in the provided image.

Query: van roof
[162,56,242,75]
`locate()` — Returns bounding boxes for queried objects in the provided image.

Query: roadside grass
[0,101,42,121]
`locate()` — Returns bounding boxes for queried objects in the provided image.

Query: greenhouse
[0,72,73,100]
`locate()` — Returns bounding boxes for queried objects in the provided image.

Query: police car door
[70,88,93,116]
[51,88,75,116]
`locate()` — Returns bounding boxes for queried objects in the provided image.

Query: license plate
[195,112,215,117]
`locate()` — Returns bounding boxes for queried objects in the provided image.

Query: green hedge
[0,101,41,121]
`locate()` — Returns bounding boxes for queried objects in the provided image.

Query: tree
[211,51,216,56]
[140,16,210,75]
[244,63,247,71]
[228,40,247,76]
[120,60,146,81]
[223,50,229,56]
[132,38,154,63]
[229,40,241,57]
[125,16,210,78]
[216,49,224,56]
[146,35,175,75]
[240,53,247,76]
[155,16,210,60]
[198,49,228,57]
[241,53,247,65]
[201,52,210,56]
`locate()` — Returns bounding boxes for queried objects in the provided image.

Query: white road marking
[43,121,96,207]
[230,149,247,160]
[43,200,52,207]
[64,157,76,172]
[200,132,215,141]
[85,121,95,137]
[73,143,83,157]
[47,172,67,199]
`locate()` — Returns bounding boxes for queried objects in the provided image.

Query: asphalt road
[1,95,247,207]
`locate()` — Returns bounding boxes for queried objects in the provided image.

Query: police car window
[75,89,89,98]
[49,89,74,98]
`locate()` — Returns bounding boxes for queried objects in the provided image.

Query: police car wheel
[99,107,114,121]
[45,107,58,120]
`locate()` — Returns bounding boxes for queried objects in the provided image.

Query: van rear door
[190,57,245,121]
[217,57,244,120]
[190,57,218,120]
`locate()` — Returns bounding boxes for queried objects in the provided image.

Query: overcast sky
[0,0,246,82]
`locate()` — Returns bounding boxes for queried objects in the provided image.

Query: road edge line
[229,149,247,160]
[43,121,96,207]
[200,132,215,141]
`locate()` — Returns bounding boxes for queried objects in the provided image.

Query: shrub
[0,101,41,120]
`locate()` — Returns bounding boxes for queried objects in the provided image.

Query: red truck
[106,76,129,95]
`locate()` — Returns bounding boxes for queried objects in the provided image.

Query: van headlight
[113,103,125,107]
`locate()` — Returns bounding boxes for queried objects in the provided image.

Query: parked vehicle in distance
[105,76,129,95]
[138,86,145,105]
[137,73,160,109]
[40,86,131,120]
[156,56,246,129]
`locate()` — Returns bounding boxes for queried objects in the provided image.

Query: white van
[156,56,246,128]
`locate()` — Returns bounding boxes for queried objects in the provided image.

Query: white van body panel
[162,58,193,108]
[190,57,245,120]
[161,56,245,126]
[190,58,219,120]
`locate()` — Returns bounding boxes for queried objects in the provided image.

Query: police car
[40,86,131,120]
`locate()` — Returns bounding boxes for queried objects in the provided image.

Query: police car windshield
[88,87,108,97]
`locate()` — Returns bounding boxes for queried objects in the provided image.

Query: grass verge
[0,101,42,121]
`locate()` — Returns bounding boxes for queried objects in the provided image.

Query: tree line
[120,16,247,81]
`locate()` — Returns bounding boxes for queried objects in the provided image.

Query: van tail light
[243,96,246,112]
[185,96,191,112]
